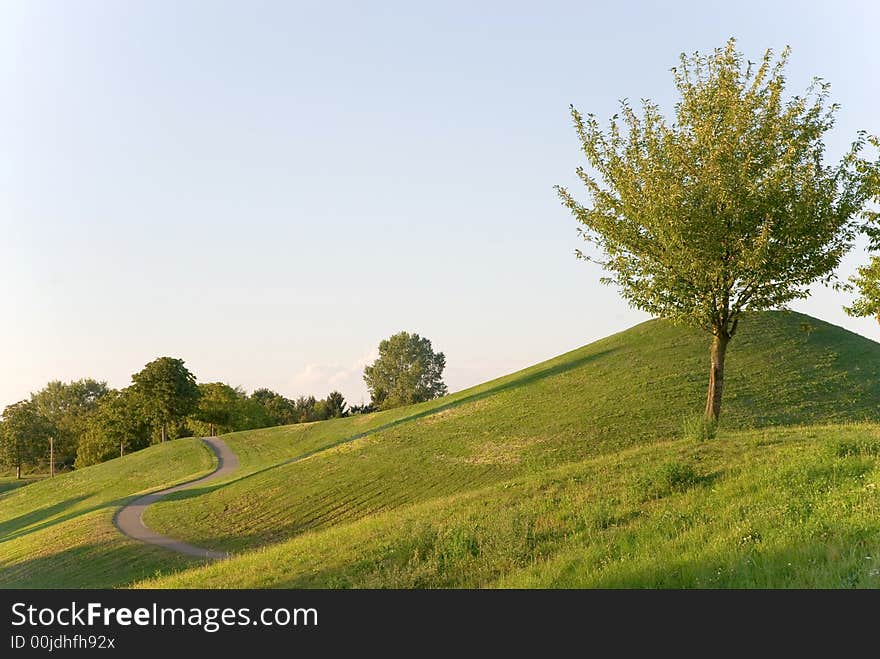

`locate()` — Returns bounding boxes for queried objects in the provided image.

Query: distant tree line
[0,357,353,475]
[0,330,449,476]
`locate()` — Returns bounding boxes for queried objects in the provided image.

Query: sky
[1,0,878,409]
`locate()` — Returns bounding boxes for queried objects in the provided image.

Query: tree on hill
[558,39,880,423]
[1,401,53,478]
[348,402,376,415]
[363,332,447,410]
[30,379,110,469]
[323,391,348,418]
[190,383,243,436]
[251,388,298,426]
[293,395,318,422]
[311,391,348,420]
[75,388,151,467]
[131,357,200,443]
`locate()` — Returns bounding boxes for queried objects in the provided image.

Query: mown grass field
[0,476,43,496]
[0,440,214,588]
[142,311,880,557]
[3,310,880,588]
[140,424,880,588]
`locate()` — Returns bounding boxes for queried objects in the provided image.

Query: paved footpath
[113,437,239,560]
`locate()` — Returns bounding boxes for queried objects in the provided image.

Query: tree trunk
[49,436,54,478]
[210,423,215,437]
[161,423,167,443]
[16,464,21,480]
[704,332,730,422]
[120,440,125,458]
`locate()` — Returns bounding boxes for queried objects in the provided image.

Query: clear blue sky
[1,1,878,409]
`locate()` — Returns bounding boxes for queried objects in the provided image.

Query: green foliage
[75,388,151,468]
[131,357,200,442]
[189,383,244,436]
[845,255,880,323]
[349,402,376,415]
[249,388,298,426]
[187,386,348,435]
[322,391,347,419]
[1,401,53,476]
[5,353,383,472]
[557,38,880,421]
[292,395,317,423]
[230,395,272,430]
[6,361,359,471]
[30,379,110,468]
[558,39,878,335]
[682,414,718,441]
[364,331,447,410]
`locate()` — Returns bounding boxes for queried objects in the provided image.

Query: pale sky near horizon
[1,1,878,410]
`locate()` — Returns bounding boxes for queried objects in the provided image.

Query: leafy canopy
[131,357,200,433]
[1,400,53,470]
[30,379,109,467]
[364,332,447,410]
[845,256,880,323]
[190,383,243,435]
[320,391,347,419]
[75,388,151,467]
[557,39,880,337]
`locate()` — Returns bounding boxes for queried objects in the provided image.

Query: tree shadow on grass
[1,484,217,546]
[0,538,210,589]
[0,478,41,497]
[0,495,91,542]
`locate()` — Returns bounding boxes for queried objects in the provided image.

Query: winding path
[113,437,239,560]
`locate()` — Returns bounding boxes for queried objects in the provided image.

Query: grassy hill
[2,310,879,588]
[141,423,880,588]
[0,476,42,496]
[140,311,880,556]
[0,440,214,587]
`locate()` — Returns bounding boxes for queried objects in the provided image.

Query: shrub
[682,414,717,441]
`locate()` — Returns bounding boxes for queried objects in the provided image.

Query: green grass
[0,439,214,588]
[4,310,880,588]
[143,311,880,557]
[0,476,44,496]
[139,424,880,588]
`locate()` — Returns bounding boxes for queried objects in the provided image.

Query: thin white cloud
[288,348,378,404]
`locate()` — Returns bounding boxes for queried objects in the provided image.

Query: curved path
[113,437,239,560]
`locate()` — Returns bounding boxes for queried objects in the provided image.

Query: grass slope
[0,476,43,496]
[0,440,214,588]
[141,423,880,588]
[140,311,880,577]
